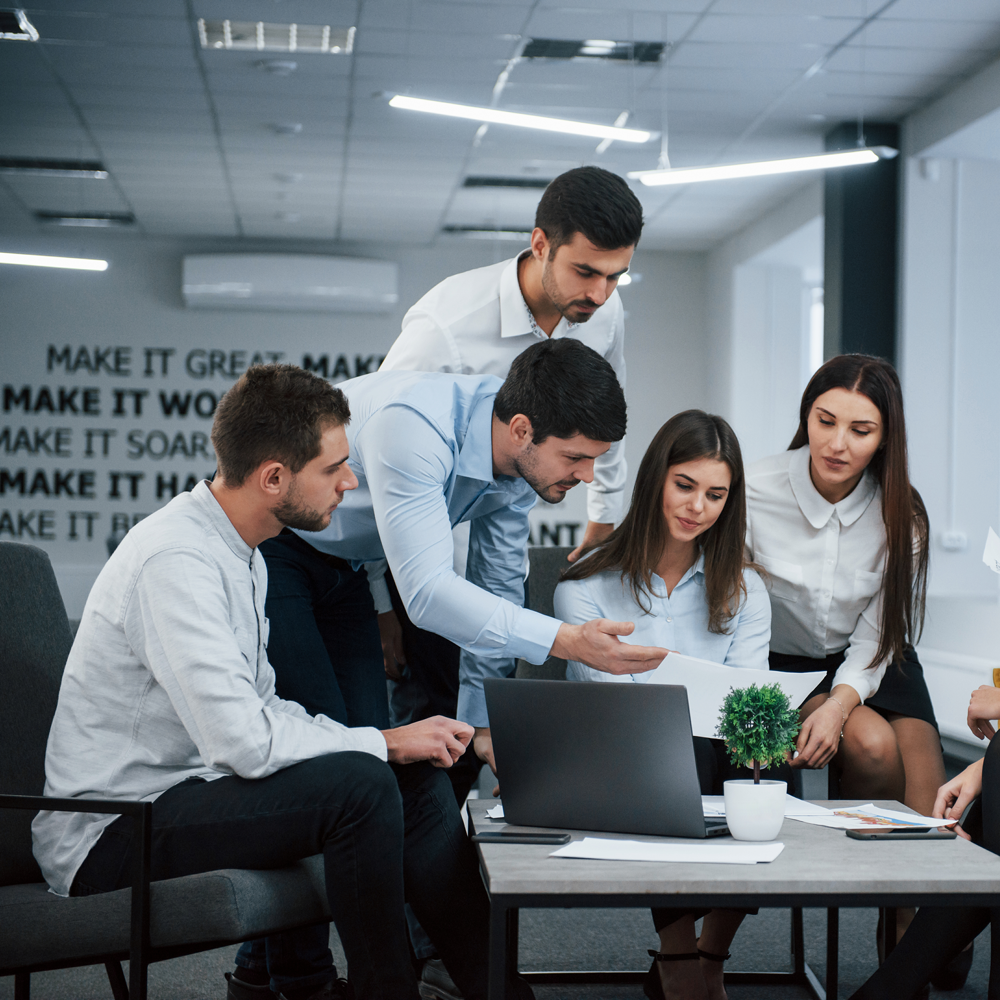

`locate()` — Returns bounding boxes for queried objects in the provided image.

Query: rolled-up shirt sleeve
[124,548,387,778]
[585,301,627,524]
[830,588,887,703]
[358,407,560,721]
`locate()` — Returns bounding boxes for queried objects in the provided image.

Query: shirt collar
[455,392,497,483]
[190,479,255,561]
[651,552,705,592]
[787,444,878,528]
[498,249,580,341]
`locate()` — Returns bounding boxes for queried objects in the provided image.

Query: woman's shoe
[930,942,974,991]
[642,949,700,1000]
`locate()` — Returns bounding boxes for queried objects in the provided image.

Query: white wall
[0,231,708,616]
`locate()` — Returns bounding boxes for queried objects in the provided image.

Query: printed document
[550,837,785,864]
[644,654,826,739]
[788,803,958,830]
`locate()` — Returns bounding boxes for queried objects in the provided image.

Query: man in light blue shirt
[260,339,668,781]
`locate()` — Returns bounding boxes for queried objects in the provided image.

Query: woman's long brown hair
[562,410,749,634]
[789,354,929,669]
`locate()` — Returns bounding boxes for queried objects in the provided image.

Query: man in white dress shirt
[32,365,529,1000]
[376,168,643,794]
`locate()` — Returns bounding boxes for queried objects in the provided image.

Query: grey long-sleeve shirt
[32,481,387,896]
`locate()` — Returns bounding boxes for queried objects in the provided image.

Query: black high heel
[930,941,974,991]
[642,949,701,1000]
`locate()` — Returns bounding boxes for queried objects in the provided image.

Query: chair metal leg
[105,960,130,1000]
[128,801,153,1000]
[791,907,806,975]
[14,972,29,1000]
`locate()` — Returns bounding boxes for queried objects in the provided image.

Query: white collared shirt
[745,446,887,702]
[554,555,771,683]
[33,482,387,896]
[379,252,627,523]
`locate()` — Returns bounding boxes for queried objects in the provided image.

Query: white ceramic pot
[723,779,787,841]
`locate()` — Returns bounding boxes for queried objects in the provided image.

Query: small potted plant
[716,682,800,841]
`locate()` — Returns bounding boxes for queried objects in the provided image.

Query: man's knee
[302,751,403,825]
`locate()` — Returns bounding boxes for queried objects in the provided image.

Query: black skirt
[768,646,938,730]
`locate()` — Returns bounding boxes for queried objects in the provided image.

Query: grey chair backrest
[516,546,572,680]
[0,542,74,885]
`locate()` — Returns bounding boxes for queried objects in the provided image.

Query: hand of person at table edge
[380,716,472,767]
[933,758,983,841]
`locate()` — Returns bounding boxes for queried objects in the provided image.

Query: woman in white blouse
[746,354,943,956]
[555,410,770,1000]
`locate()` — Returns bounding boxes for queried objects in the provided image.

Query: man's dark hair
[211,364,350,487]
[494,340,626,444]
[535,166,643,254]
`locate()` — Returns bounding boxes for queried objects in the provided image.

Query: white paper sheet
[788,803,958,830]
[550,837,785,864]
[984,527,1000,575]
[701,795,832,818]
[486,804,505,819]
[643,653,826,739]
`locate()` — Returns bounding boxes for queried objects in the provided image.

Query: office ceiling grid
[1,0,1000,248]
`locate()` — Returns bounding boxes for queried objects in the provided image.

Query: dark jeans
[242,530,501,995]
[850,733,1000,1000]
[651,738,769,933]
[72,753,422,1000]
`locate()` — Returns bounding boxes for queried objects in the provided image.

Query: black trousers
[73,753,489,1000]
[850,734,1000,1000]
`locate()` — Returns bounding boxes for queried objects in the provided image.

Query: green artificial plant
[716,682,800,784]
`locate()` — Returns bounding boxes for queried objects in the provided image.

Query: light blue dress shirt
[295,370,561,727]
[553,554,771,682]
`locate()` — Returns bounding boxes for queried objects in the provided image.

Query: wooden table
[468,799,1000,1000]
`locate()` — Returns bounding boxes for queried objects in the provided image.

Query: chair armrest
[0,792,154,1000]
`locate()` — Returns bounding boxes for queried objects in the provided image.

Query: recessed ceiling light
[628,147,898,187]
[271,122,303,135]
[390,95,652,143]
[463,176,551,189]
[0,9,39,41]
[522,37,664,63]
[35,211,135,227]
[257,59,298,75]
[274,172,303,183]
[0,251,107,271]
[198,19,354,55]
[441,226,532,241]
[0,157,108,179]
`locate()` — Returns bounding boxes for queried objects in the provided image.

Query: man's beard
[513,445,577,505]
[541,259,598,324]
[272,480,333,532]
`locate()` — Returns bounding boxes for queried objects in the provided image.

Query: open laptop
[484,678,729,839]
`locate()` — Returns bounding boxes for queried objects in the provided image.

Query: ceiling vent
[0,157,107,178]
[463,176,551,189]
[182,255,398,313]
[35,211,135,227]
[522,38,664,63]
[198,19,354,54]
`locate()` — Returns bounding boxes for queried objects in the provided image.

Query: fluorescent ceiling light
[629,147,897,186]
[35,211,135,227]
[0,9,39,41]
[0,157,107,179]
[0,252,108,271]
[390,95,652,143]
[441,226,532,241]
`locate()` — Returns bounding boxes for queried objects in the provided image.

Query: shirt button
[666,617,672,623]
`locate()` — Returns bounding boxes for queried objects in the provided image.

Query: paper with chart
[550,837,785,864]
[787,803,958,830]
[983,527,1000,574]
[643,654,826,739]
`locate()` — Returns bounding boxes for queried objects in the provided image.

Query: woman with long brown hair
[746,354,949,966]
[555,410,771,1000]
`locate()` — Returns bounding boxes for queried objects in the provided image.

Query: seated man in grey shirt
[32,365,527,1000]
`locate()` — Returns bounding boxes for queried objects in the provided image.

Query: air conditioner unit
[182,254,398,313]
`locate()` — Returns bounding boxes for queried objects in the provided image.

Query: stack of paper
[787,803,957,830]
[551,837,784,864]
